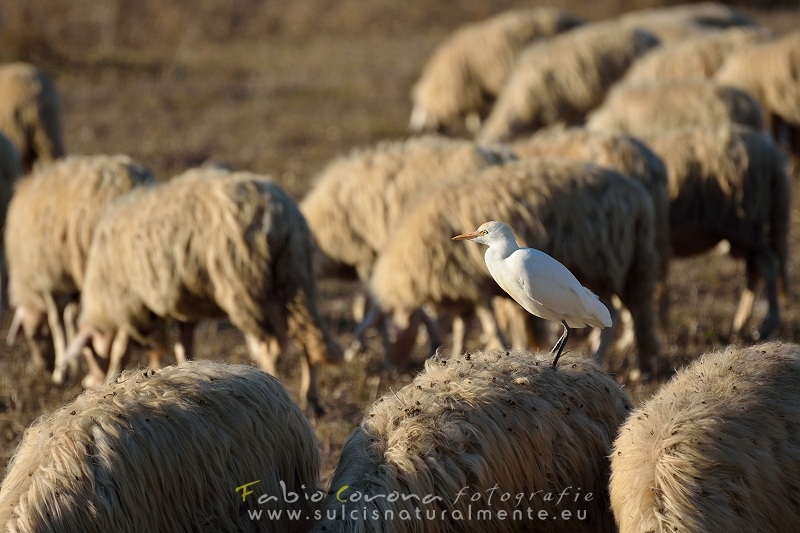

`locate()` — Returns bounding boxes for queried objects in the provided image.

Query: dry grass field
[1,0,800,491]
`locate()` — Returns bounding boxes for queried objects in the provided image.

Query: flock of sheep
[0,2,799,531]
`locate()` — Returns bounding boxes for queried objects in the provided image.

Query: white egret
[453,220,612,368]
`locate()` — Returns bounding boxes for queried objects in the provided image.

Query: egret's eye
[482,230,489,235]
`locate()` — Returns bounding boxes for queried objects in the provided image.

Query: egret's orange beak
[452,231,481,241]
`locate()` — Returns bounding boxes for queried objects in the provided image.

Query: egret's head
[452,220,514,246]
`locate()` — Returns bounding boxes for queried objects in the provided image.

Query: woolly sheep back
[0,360,321,532]
[477,21,659,142]
[618,27,769,87]
[314,349,632,533]
[610,341,800,533]
[511,127,670,283]
[301,135,514,279]
[410,8,583,132]
[715,30,800,125]
[617,2,754,44]
[0,62,65,173]
[585,81,765,137]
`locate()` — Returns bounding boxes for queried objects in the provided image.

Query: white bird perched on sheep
[453,221,611,368]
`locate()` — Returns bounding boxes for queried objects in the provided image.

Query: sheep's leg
[418,308,444,356]
[245,334,278,375]
[450,313,467,356]
[81,346,107,389]
[590,301,619,365]
[62,300,81,376]
[731,257,760,337]
[173,322,195,364]
[757,253,781,339]
[104,329,130,384]
[345,304,384,362]
[351,291,368,323]
[475,302,506,350]
[300,354,324,418]
[46,293,68,384]
[18,308,52,373]
[383,310,419,371]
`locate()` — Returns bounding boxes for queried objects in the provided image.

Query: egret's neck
[485,237,519,262]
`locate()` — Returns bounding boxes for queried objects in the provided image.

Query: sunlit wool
[313,349,631,533]
[0,360,321,533]
[409,8,583,133]
[610,341,800,533]
[586,81,765,137]
[476,21,658,142]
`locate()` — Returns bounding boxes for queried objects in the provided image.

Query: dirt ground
[1,0,800,488]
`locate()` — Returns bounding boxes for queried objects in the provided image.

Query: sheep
[476,21,659,143]
[617,27,769,87]
[0,62,65,174]
[300,136,514,363]
[369,158,661,376]
[312,349,631,533]
[409,8,583,134]
[715,30,800,158]
[510,127,671,360]
[610,341,800,533]
[4,155,156,376]
[641,125,791,340]
[585,81,765,137]
[62,167,343,416]
[617,2,755,44]
[0,131,22,315]
[0,360,321,532]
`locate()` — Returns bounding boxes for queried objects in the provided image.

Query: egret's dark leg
[550,321,571,369]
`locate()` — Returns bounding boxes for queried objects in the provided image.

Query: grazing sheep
[0,360,321,533]
[63,167,342,416]
[617,2,754,44]
[715,30,800,156]
[476,21,659,142]
[0,62,65,173]
[409,8,583,133]
[642,125,791,339]
[618,27,769,87]
[301,136,514,364]
[370,158,661,375]
[313,349,631,533]
[585,81,765,137]
[4,155,156,375]
[0,131,22,314]
[610,341,800,533]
